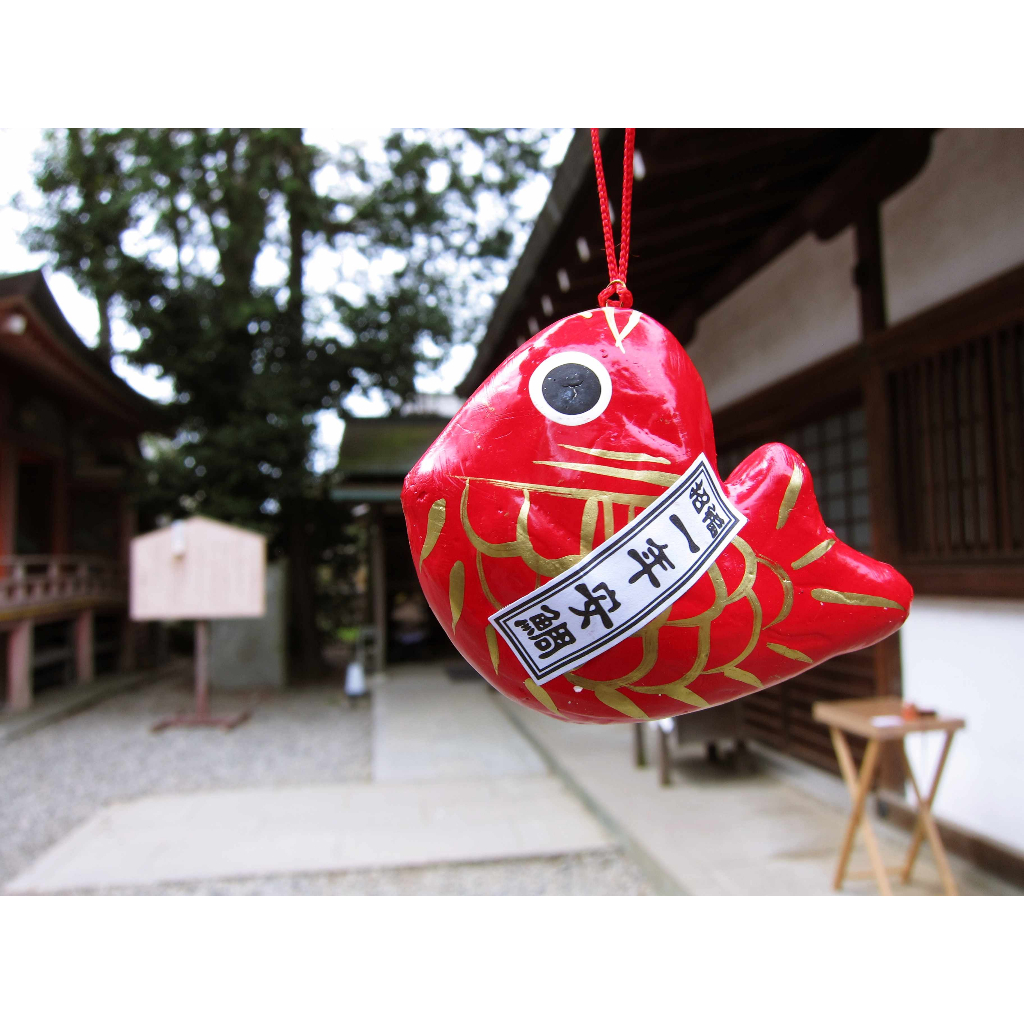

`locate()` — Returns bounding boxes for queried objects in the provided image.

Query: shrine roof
[335,415,451,482]
[0,269,168,433]
[459,128,936,396]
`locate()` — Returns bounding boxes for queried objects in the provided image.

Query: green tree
[22,128,554,672]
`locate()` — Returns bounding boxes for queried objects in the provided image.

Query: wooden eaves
[459,128,936,396]
[0,270,170,435]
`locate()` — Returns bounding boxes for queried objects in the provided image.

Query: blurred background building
[456,128,1024,881]
[0,270,164,709]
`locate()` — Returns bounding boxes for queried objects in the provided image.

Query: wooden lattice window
[889,322,1024,565]
[719,406,872,553]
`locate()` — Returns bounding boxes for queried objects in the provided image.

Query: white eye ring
[528,351,612,426]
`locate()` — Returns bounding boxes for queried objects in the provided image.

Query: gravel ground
[59,851,653,895]
[1,673,653,895]
[0,674,371,886]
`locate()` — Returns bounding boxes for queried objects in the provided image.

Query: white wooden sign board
[130,516,267,621]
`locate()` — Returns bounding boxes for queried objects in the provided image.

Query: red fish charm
[403,309,912,724]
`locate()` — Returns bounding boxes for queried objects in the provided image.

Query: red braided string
[591,128,635,308]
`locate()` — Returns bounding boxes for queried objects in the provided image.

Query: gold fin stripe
[811,588,904,611]
[475,552,501,611]
[534,460,679,488]
[776,465,804,530]
[724,666,763,689]
[485,626,500,673]
[580,497,599,556]
[449,561,465,631]
[767,642,812,664]
[458,476,658,508]
[602,498,615,542]
[419,499,446,566]
[593,684,648,719]
[559,444,671,465]
[791,538,836,569]
[756,553,794,628]
[524,676,559,715]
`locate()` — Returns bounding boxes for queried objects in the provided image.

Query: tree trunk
[96,293,113,364]
[288,507,324,678]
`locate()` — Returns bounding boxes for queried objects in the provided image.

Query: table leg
[901,734,959,896]
[634,723,646,768]
[900,729,953,883]
[830,729,891,896]
[658,726,672,786]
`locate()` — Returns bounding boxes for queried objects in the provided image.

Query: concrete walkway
[503,700,1021,896]
[6,776,609,893]
[373,665,545,780]
[6,665,613,894]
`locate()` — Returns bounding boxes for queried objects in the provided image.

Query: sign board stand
[151,620,251,732]
[130,517,267,734]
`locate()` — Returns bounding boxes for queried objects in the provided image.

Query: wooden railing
[0,556,127,613]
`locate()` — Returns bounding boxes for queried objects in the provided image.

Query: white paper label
[490,452,747,685]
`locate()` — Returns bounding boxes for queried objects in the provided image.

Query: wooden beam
[855,204,905,794]
[667,130,935,341]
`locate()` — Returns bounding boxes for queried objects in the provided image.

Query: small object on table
[812,696,965,896]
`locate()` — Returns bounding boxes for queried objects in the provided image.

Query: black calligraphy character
[513,618,535,638]
[627,538,675,589]
[702,503,726,539]
[669,513,700,554]
[533,622,577,659]
[568,582,622,630]
[689,480,711,513]
[528,605,561,631]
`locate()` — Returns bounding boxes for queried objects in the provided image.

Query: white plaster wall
[883,129,1024,325]
[899,597,1024,854]
[687,228,859,413]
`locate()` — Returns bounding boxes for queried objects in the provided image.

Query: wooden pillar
[74,608,94,685]
[0,441,18,569]
[119,616,137,672]
[369,510,387,676]
[6,618,33,711]
[856,205,905,793]
[194,620,209,716]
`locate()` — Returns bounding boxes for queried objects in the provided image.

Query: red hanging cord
[591,128,635,308]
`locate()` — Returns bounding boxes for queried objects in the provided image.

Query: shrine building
[0,270,165,711]
[457,129,1024,884]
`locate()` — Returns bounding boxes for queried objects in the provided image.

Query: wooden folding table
[812,696,965,896]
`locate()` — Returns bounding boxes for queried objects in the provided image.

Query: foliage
[22,127,557,667]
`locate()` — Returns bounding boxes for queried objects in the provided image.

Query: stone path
[372,666,545,780]
[5,665,616,894]
[6,776,609,893]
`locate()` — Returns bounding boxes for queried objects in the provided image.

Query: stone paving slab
[5,775,612,894]
[372,665,545,781]
[503,700,1022,897]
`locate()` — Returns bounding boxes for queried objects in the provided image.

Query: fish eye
[528,351,612,426]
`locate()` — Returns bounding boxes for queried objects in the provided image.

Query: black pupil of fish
[541,363,602,416]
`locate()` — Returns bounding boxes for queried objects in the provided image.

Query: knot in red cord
[597,280,633,308]
[591,128,636,309]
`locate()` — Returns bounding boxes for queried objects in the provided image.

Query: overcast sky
[0,128,571,471]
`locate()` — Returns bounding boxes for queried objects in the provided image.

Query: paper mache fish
[402,308,912,724]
